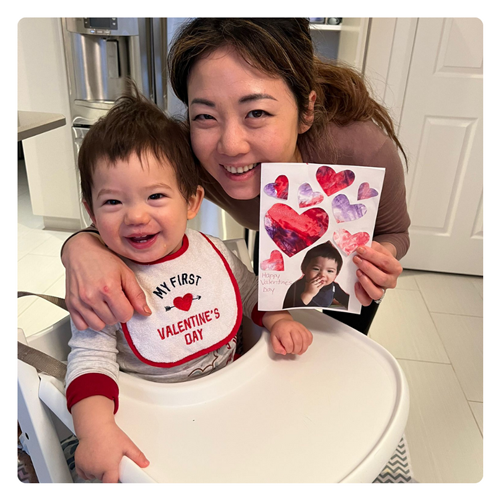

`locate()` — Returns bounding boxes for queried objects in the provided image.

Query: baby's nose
[125,207,150,225]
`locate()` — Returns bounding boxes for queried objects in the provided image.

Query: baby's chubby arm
[262,311,313,356]
[71,396,149,483]
[212,237,313,355]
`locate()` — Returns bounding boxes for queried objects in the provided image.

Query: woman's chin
[218,174,261,200]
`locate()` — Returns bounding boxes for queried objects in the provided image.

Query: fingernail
[357,246,365,254]
[144,305,152,314]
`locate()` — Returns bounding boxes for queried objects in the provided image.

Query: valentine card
[258,163,385,314]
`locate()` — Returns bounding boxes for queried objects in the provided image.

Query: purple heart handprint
[332,194,367,223]
[298,183,324,208]
[357,182,379,200]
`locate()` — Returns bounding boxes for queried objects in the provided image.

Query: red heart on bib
[264,204,329,257]
[173,293,193,312]
[316,166,355,196]
[333,229,370,256]
[260,250,285,271]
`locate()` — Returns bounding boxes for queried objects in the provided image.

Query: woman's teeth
[222,163,258,174]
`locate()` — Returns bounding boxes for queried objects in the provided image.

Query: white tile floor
[17,160,483,483]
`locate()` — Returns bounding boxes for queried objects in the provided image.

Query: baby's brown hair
[78,80,200,214]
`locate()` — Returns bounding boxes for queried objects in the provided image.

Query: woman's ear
[299,90,317,134]
[83,200,97,226]
[187,186,205,220]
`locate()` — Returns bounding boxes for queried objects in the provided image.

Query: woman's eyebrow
[239,93,277,104]
[190,94,277,107]
[190,98,215,107]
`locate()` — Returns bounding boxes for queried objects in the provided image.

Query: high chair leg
[18,359,73,483]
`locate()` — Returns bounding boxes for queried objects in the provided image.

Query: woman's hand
[353,241,403,306]
[62,232,151,331]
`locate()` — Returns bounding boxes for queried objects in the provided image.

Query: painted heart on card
[264,204,329,257]
[357,182,379,200]
[263,175,289,200]
[333,229,370,256]
[173,293,193,312]
[316,166,355,196]
[260,250,285,271]
[298,183,324,208]
[332,194,367,223]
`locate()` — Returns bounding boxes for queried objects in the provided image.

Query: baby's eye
[149,193,165,200]
[104,199,121,206]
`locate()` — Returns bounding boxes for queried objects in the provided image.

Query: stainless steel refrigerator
[61,17,244,240]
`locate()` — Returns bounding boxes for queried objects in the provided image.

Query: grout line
[467,401,483,437]
[395,357,451,366]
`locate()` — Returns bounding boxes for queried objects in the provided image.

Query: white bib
[121,230,242,367]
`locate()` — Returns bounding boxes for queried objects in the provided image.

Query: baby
[283,241,350,309]
[65,83,312,482]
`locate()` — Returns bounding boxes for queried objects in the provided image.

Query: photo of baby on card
[258,163,385,315]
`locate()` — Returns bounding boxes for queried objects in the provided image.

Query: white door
[397,18,483,276]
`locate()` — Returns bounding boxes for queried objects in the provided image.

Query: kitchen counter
[18,111,66,141]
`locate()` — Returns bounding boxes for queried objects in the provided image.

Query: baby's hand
[75,421,149,483]
[303,275,325,295]
[262,311,313,356]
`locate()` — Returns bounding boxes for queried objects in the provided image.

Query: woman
[62,18,409,334]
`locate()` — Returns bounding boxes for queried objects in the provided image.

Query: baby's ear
[187,186,204,220]
[83,200,97,226]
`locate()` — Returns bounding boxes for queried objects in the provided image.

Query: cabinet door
[397,18,483,275]
[338,18,370,71]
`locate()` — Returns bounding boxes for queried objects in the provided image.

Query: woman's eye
[193,113,215,121]
[247,109,269,119]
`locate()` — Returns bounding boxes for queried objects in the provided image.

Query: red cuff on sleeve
[66,373,119,414]
[251,304,266,327]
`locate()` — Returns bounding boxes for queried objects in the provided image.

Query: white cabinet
[18,18,82,231]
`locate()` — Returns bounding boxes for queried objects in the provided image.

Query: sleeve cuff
[251,304,266,327]
[66,373,119,414]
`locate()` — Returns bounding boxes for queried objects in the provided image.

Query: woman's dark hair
[301,241,343,275]
[168,18,407,166]
[78,80,199,213]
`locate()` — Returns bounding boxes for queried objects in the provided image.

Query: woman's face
[187,47,314,200]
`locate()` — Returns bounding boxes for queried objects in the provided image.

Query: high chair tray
[40,309,409,483]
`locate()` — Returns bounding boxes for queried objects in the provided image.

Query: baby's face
[86,152,198,263]
[304,257,338,287]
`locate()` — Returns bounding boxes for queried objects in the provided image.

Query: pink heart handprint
[260,250,285,271]
[333,229,370,256]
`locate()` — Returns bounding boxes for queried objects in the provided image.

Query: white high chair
[18,238,409,483]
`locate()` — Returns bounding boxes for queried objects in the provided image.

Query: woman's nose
[217,122,250,157]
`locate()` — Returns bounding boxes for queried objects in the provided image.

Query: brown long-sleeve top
[202,120,411,260]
